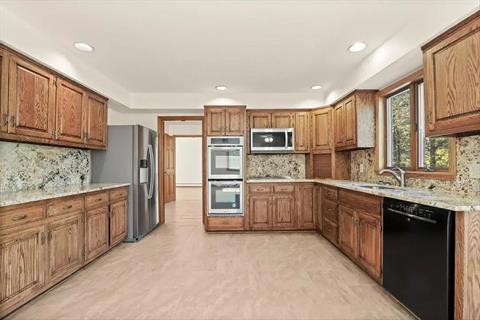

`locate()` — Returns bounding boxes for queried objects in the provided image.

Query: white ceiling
[0,1,478,110]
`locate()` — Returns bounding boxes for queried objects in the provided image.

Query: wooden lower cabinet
[47,213,84,283]
[0,186,129,317]
[85,206,110,261]
[338,205,357,258]
[249,195,272,230]
[272,194,295,229]
[0,224,46,316]
[110,200,128,246]
[356,210,382,281]
[297,184,315,229]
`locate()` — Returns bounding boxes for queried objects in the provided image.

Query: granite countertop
[0,183,131,208]
[246,178,480,212]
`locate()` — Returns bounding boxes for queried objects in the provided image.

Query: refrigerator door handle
[147,144,155,199]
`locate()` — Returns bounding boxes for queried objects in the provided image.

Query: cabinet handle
[48,231,52,242]
[12,214,28,221]
[65,204,73,209]
[10,115,16,126]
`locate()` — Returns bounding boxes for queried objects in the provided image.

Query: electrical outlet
[359,164,365,173]
[469,163,480,179]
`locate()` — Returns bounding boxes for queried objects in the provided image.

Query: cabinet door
[344,97,356,147]
[8,55,56,139]
[249,112,272,128]
[334,103,345,147]
[338,205,357,259]
[423,17,480,136]
[0,49,8,132]
[272,194,295,229]
[249,195,271,230]
[47,213,84,283]
[55,79,86,143]
[294,112,310,152]
[312,108,332,152]
[297,184,315,229]
[272,112,293,128]
[225,108,244,135]
[110,200,127,246]
[0,225,46,315]
[85,93,107,147]
[357,210,382,281]
[85,206,109,261]
[206,108,226,136]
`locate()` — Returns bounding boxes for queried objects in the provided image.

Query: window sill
[377,170,456,181]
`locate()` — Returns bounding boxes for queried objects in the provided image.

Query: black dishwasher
[383,198,454,320]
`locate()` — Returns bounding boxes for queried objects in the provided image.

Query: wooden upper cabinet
[333,91,376,151]
[311,107,332,153]
[206,107,226,135]
[225,107,245,135]
[8,54,56,139]
[110,200,128,246]
[85,93,107,148]
[294,112,310,152]
[0,224,46,313]
[357,210,382,281]
[205,106,245,136]
[55,79,86,144]
[272,112,294,128]
[0,49,8,132]
[422,11,480,137]
[46,213,84,283]
[249,112,272,128]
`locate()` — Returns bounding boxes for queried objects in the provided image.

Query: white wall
[165,121,202,136]
[175,137,202,187]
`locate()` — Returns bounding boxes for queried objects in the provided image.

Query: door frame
[157,116,204,225]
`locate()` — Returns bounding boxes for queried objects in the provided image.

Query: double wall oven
[207,137,244,216]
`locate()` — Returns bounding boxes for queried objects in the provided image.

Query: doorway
[157,116,203,225]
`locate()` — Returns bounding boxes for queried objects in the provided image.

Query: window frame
[379,70,456,180]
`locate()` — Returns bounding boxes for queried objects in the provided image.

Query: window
[384,75,454,177]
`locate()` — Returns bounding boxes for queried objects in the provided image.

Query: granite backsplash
[350,135,480,195]
[247,154,306,179]
[0,142,90,192]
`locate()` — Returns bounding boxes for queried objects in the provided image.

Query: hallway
[7,187,412,320]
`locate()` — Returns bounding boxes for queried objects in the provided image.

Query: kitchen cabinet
[272,186,296,229]
[356,209,382,279]
[249,194,272,230]
[0,224,47,316]
[338,205,357,258]
[320,186,339,245]
[205,106,245,136]
[297,183,315,229]
[85,93,108,148]
[109,199,128,246]
[249,112,272,128]
[8,54,56,140]
[55,78,86,144]
[294,112,310,152]
[0,48,8,132]
[0,44,109,150]
[272,112,294,128]
[333,90,376,151]
[311,107,332,153]
[46,213,84,284]
[422,11,480,137]
[0,186,128,318]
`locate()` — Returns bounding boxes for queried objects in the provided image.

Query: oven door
[250,128,294,153]
[208,181,243,215]
[208,146,243,179]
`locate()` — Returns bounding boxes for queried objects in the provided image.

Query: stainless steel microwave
[250,128,294,153]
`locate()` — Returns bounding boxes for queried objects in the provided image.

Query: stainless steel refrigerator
[91,125,159,242]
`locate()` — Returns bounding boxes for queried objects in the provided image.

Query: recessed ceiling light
[311,85,323,90]
[73,42,94,52]
[348,42,367,52]
[215,85,227,91]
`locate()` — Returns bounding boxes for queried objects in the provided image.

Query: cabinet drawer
[322,198,338,223]
[249,185,273,193]
[47,197,84,217]
[274,185,295,193]
[322,217,338,245]
[85,192,109,209]
[323,186,338,201]
[0,204,46,230]
[207,217,244,231]
[110,187,128,202]
[339,190,381,217]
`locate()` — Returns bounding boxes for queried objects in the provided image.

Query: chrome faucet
[379,166,406,187]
